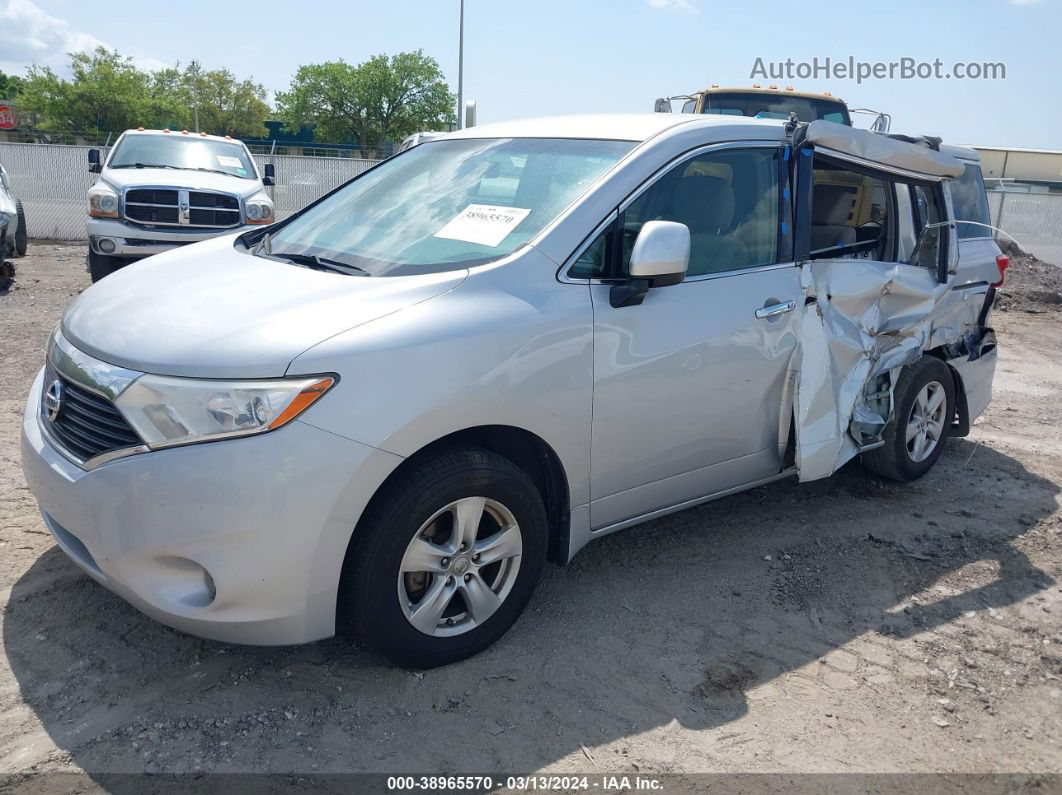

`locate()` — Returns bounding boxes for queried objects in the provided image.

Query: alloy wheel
[397,496,523,637]
[906,380,947,463]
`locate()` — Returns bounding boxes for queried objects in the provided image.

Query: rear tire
[14,201,27,257]
[862,356,955,482]
[88,250,123,282]
[339,447,548,668]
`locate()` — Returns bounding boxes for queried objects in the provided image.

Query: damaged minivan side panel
[790,123,998,481]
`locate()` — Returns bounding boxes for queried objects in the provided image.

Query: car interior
[809,159,891,261]
[621,149,780,277]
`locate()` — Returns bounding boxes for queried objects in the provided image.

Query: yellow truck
[655,84,890,131]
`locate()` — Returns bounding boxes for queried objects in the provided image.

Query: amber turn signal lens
[267,377,335,430]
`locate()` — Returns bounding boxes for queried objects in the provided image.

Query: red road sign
[0,105,17,130]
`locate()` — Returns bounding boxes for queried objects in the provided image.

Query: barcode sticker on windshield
[217,155,243,168]
[433,204,532,248]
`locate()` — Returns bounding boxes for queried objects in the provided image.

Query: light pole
[456,0,464,130]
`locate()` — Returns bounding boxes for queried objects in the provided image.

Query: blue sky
[1,0,1057,148]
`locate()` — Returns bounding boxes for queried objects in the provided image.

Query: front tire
[339,448,548,668]
[862,356,955,481]
[88,250,123,282]
[14,201,27,257]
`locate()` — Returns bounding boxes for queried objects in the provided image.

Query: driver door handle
[755,300,797,320]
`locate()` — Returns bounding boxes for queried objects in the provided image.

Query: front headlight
[245,198,274,225]
[115,374,335,449]
[88,184,120,218]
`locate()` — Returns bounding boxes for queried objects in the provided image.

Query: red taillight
[992,254,1009,288]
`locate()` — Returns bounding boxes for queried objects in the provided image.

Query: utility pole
[190,60,201,133]
[456,0,464,130]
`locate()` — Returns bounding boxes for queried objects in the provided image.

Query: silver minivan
[22,114,1004,667]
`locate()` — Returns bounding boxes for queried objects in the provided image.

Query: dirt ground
[0,244,1059,785]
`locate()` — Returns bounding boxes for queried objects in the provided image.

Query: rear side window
[951,164,992,240]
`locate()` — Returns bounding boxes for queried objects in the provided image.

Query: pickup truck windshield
[704,93,850,124]
[260,137,634,276]
[108,135,257,179]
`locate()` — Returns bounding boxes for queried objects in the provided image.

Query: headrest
[673,175,735,229]
[812,184,855,226]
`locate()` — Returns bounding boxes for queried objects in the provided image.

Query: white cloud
[0,0,105,73]
[0,0,168,75]
[1009,0,1042,5]
[646,0,697,11]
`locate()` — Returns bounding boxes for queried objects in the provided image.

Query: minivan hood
[100,167,262,197]
[62,236,467,378]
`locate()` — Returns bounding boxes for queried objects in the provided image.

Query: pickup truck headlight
[88,184,120,218]
[115,374,335,449]
[245,197,274,225]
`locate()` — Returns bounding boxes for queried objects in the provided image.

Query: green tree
[18,48,149,134]
[0,70,24,98]
[182,61,270,138]
[146,65,192,129]
[16,49,270,138]
[276,50,454,151]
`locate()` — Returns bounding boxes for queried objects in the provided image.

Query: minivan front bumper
[21,367,402,645]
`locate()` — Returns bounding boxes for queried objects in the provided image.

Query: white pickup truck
[86,129,276,281]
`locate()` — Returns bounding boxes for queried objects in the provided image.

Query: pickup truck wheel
[339,448,547,668]
[862,356,955,482]
[14,201,27,257]
[88,250,123,282]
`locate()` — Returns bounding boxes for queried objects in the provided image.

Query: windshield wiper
[109,164,239,176]
[251,232,369,276]
[283,252,370,277]
[193,167,240,177]
[256,246,369,278]
[110,163,182,170]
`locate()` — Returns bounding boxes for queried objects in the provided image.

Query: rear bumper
[951,330,998,426]
[87,217,255,258]
[21,367,403,645]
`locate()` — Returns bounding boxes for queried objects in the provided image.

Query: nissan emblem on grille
[44,379,63,422]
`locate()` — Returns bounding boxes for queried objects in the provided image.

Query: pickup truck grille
[123,188,242,228]
[42,369,142,463]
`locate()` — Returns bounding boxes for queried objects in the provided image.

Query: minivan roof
[441,113,784,143]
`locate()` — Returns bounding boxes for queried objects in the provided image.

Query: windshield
[108,134,257,179]
[260,137,634,276]
[704,93,850,124]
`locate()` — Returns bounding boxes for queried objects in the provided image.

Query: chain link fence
[0,141,379,241]
[4,140,1062,266]
[987,189,1062,266]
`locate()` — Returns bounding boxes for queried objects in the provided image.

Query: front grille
[122,188,242,229]
[189,191,240,226]
[127,188,178,205]
[44,373,142,462]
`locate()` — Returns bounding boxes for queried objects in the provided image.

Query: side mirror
[262,162,275,186]
[653,98,672,113]
[88,148,102,173]
[611,221,690,308]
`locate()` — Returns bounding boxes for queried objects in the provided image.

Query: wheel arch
[354,425,572,568]
[925,347,971,437]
